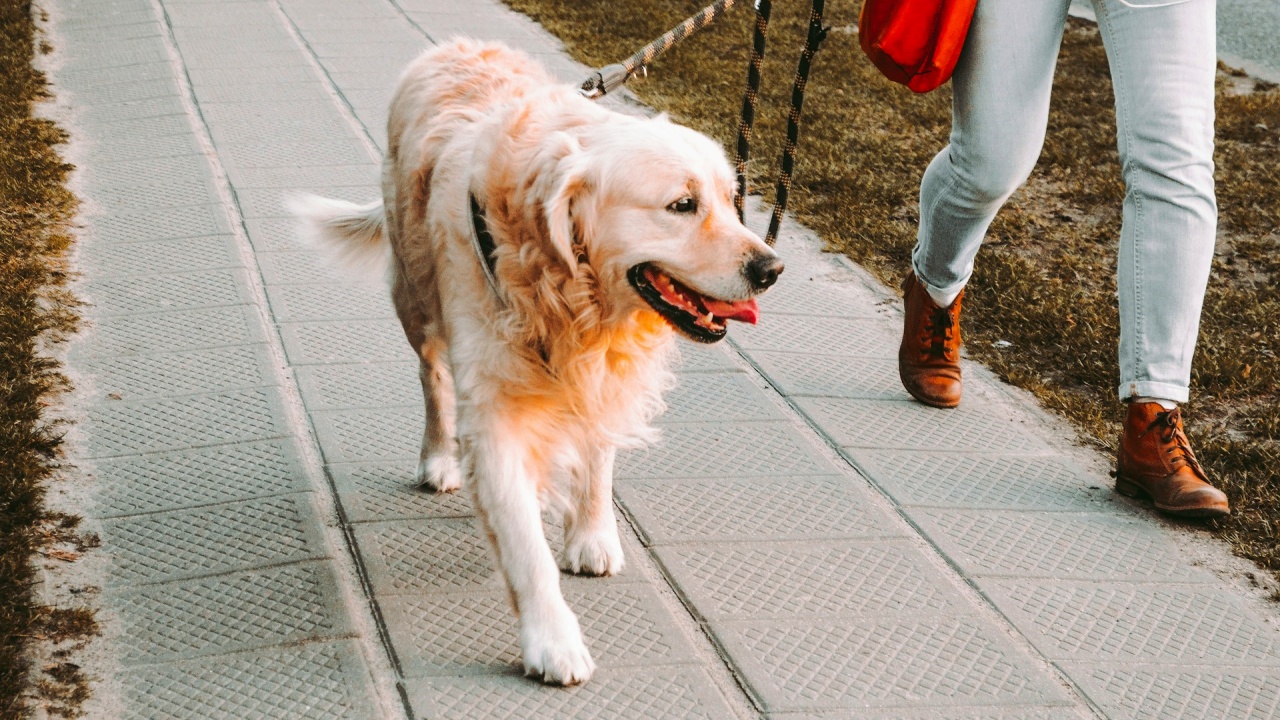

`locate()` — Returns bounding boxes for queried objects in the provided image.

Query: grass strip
[502,0,1280,587]
[0,1,95,716]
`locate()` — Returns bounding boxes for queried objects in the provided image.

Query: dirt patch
[0,0,96,716]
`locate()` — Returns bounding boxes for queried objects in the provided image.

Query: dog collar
[468,191,503,303]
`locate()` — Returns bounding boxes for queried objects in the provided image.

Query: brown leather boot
[898,272,963,408]
[1114,402,1229,518]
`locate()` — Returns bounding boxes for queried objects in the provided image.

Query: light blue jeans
[912,0,1217,403]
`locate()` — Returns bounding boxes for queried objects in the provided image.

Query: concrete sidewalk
[43,0,1280,717]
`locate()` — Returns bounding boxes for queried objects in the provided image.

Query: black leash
[767,0,828,243]
[735,0,771,223]
[579,0,827,245]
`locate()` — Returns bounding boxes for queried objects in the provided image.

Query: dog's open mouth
[628,264,759,343]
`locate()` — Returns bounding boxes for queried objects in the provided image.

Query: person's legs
[901,0,1072,408]
[1091,0,1217,405]
[1093,0,1227,517]
[913,0,1074,304]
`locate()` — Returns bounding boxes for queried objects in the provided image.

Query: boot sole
[1114,475,1230,519]
[903,386,960,409]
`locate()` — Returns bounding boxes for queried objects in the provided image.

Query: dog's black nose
[746,254,784,291]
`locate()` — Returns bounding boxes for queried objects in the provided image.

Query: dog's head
[539,113,783,343]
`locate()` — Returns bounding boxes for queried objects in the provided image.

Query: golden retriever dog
[292,39,783,685]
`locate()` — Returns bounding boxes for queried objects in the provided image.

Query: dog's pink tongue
[703,297,759,324]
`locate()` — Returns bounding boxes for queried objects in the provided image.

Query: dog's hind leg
[391,263,460,493]
[466,425,595,685]
[561,444,624,576]
[414,341,461,492]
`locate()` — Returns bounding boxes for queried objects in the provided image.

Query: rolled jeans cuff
[1119,380,1189,405]
[912,256,969,304]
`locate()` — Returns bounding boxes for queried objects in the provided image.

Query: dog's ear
[541,132,587,274]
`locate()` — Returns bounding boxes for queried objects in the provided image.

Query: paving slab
[46,0,1280,717]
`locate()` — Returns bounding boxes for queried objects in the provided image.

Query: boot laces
[921,306,955,360]
[1143,408,1206,478]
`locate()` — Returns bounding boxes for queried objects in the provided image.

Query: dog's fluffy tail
[289,194,390,281]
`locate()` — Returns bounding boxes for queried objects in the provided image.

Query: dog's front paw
[416,453,461,493]
[521,611,595,685]
[561,526,625,576]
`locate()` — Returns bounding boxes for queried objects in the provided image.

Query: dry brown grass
[0,1,96,716]
[502,0,1280,585]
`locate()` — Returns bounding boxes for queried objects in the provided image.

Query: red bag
[859,0,978,93]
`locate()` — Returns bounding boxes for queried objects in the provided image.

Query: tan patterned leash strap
[579,0,741,99]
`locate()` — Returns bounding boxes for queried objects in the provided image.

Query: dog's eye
[667,197,698,214]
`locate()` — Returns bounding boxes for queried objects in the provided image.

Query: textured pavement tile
[265,282,394,322]
[295,361,420,410]
[1066,663,1280,720]
[979,579,1280,665]
[659,372,785,424]
[90,438,309,518]
[911,510,1212,582]
[111,561,352,665]
[385,583,694,678]
[191,80,337,105]
[768,707,1085,720]
[731,314,899,356]
[227,161,379,189]
[81,268,256,317]
[848,450,1108,511]
[89,178,223,212]
[84,387,290,458]
[672,341,743,373]
[278,319,411,365]
[410,666,738,720]
[85,154,213,191]
[214,138,373,169]
[73,109,193,140]
[74,94,189,124]
[256,250,343,285]
[655,539,957,621]
[749,351,907,400]
[716,615,1068,712]
[617,475,898,545]
[616,421,840,479]
[85,133,204,164]
[82,203,231,244]
[311,406,422,463]
[119,640,377,720]
[757,279,884,318]
[235,185,372,219]
[80,344,277,402]
[355,516,644,596]
[243,216,308,252]
[329,462,472,522]
[81,234,242,278]
[69,77,178,106]
[69,306,268,360]
[355,518,499,595]
[99,494,325,586]
[796,397,1052,453]
[59,63,173,88]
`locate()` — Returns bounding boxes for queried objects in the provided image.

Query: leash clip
[578,63,629,99]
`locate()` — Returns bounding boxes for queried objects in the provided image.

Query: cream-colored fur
[292,39,779,685]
